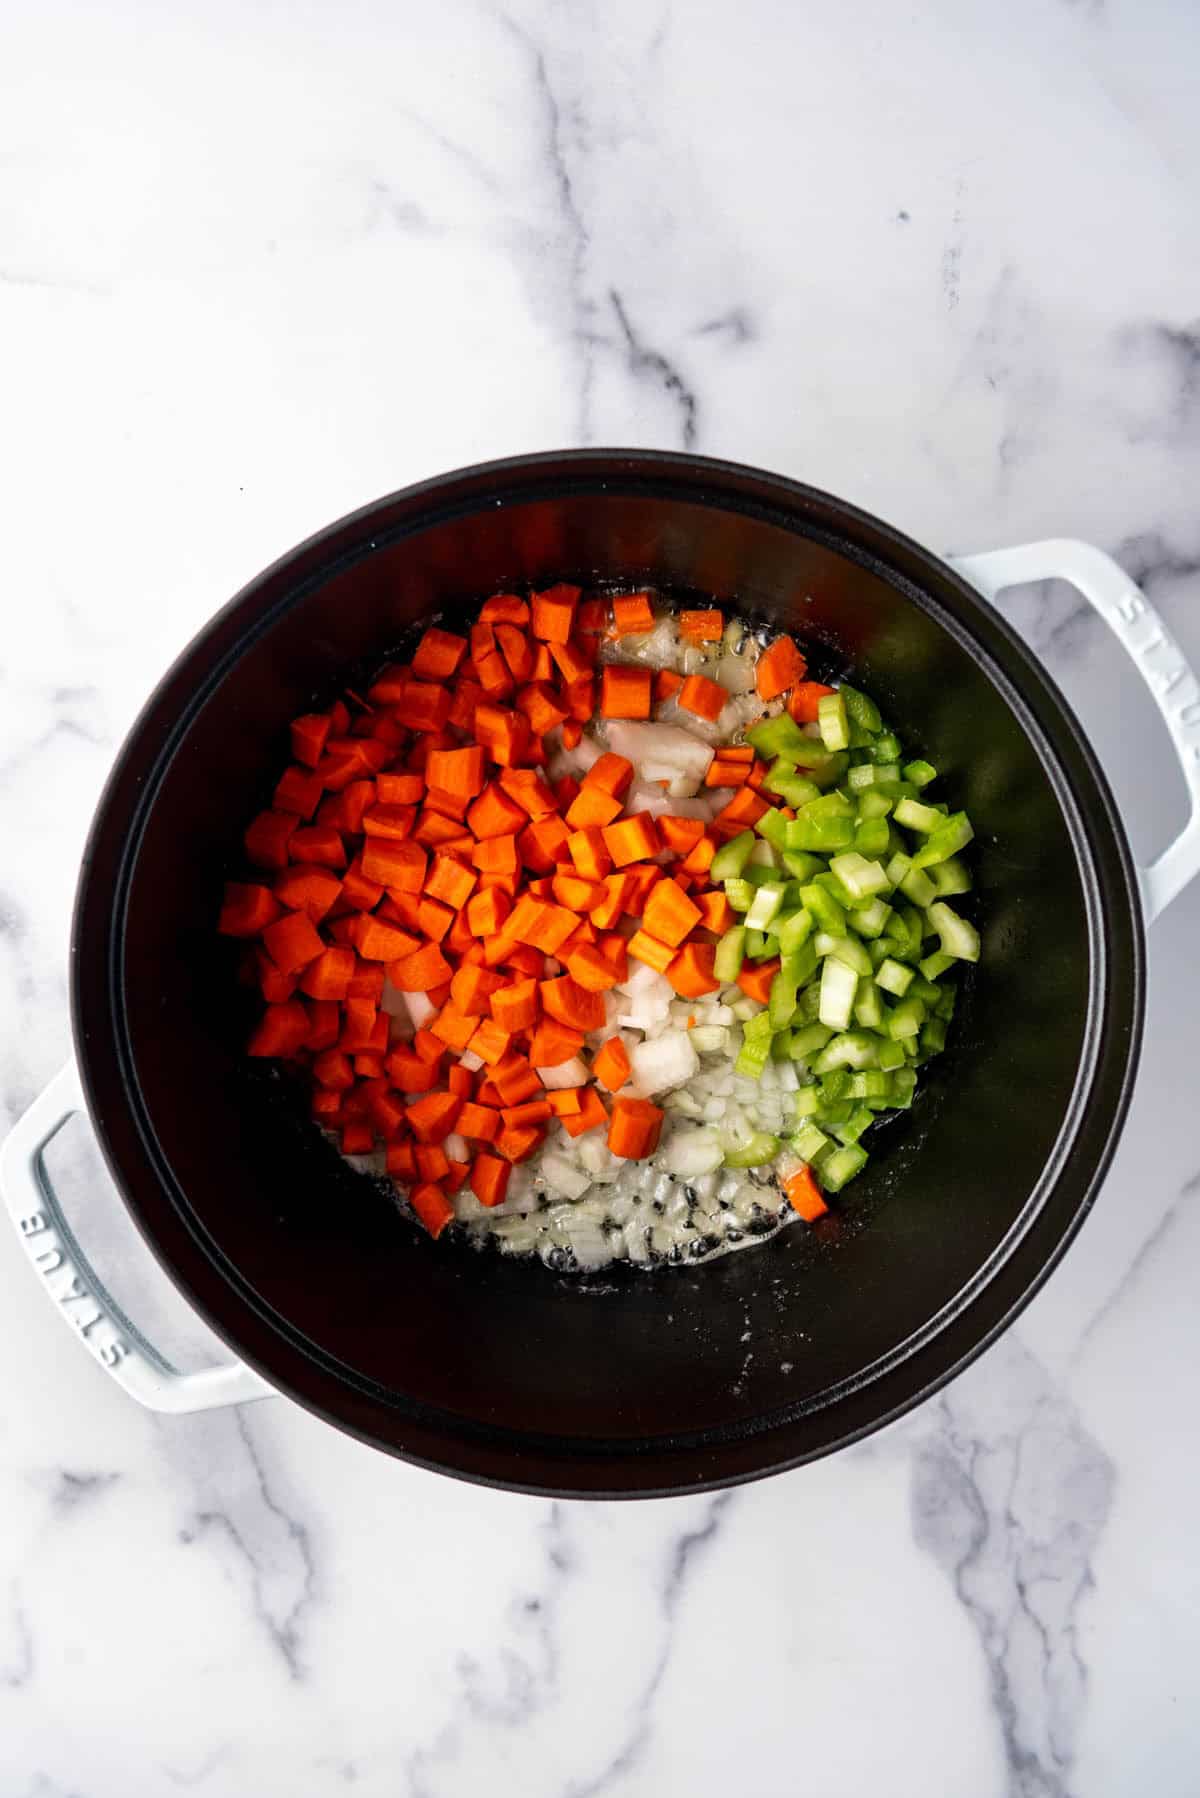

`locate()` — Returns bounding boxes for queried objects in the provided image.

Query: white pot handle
[1,1061,274,1412]
[949,538,1200,924]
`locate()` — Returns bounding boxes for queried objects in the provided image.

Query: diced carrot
[626,929,676,974]
[410,1183,455,1238]
[546,1088,583,1116]
[494,1122,544,1162]
[718,786,770,830]
[756,634,807,701]
[494,625,534,683]
[246,1000,311,1058]
[589,1035,630,1095]
[218,882,283,938]
[354,915,421,962]
[296,946,355,1001]
[360,804,417,841]
[415,1144,451,1183]
[612,592,655,635]
[341,1121,374,1155]
[411,626,468,681]
[447,1064,475,1098]
[287,825,347,868]
[656,816,705,856]
[423,856,477,910]
[566,944,620,992]
[680,834,716,877]
[655,668,683,701]
[390,941,453,991]
[679,609,723,643]
[587,872,631,929]
[667,941,720,997]
[527,1019,585,1067]
[273,765,325,818]
[516,682,568,737]
[694,890,734,934]
[427,1004,476,1052]
[561,720,582,749]
[467,782,527,841]
[312,1047,355,1089]
[581,752,633,801]
[601,812,661,867]
[450,963,505,1017]
[458,1101,500,1142]
[480,593,530,626]
[564,825,610,882]
[361,837,426,890]
[642,877,703,949]
[490,1053,543,1105]
[560,1086,609,1138]
[607,1096,664,1159]
[406,1091,462,1144]
[784,1164,828,1220]
[564,676,595,723]
[465,887,510,937]
[549,639,592,684]
[736,958,780,1003]
[530,583,579,644]
[261,910,325,974]
[385,1140,416,1179]
[564,786,623,831]
[677,673,727,723]
[501,1099,552,1129]
[385,1048,439,1092]
[425,745,486,800]
[600,666,652,719]
[491,977,539,1033]
[788,681,836,724]
[345,960,384,1002]
[402,680,452,733]
[244,810,298,870]
[540,975,605,1032]
[498,768,556,819]
[290,712,332,768]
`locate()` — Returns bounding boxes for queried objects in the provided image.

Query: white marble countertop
[3,1,1199,1791]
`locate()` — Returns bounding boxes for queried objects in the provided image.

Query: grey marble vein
[609,289,698,450]
[913,1337,1114,1798]
[1,1580,33,1691]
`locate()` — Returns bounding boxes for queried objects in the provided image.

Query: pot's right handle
[949,538,1200,925]
[1,1061,275,1412]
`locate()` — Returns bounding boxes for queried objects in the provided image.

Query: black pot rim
[70,449,1145,1497]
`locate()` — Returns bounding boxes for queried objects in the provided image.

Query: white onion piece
[537,1056,590,1089]
[381,978,412,1024]
[664,1130,725,1177]
[459,1049,485,1072]
[541,1152,592,1201]
[604,720,714,787]
[629,1030,699,1096]
[402,990,436,1028]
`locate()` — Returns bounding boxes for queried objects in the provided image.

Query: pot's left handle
[1,1062,275,1413]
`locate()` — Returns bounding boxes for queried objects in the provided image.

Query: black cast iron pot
[10,451,1196,1498]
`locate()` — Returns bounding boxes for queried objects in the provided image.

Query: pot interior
[85,464,1136,1490]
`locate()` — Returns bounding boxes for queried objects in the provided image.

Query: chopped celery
[786,814,856,852]
[891,1067,917,1108]
[722,1131,780,1168]
[876,1038,907,1072]
[814,932,873,977]
[815,868,858,909]
[819,1070,853,1103]
[754,805,791,850]
[746,838,781,869]
[744,927,769,959]
[921,1017,948,1057]
[799,882,846,935]
[857,788,895,820]
[876,957,915,997]
[919,949,955,982]
[867,938,891,969]
[790,1121,831,1162]
[818,690,850,751]
[769,965,800,1030]
[781,849,823,882]
[848,1069,893,1100]
[893,797,944,834]
[714,926,747,982]
[928,901,980,962]
[831,1105,874,1146]
[912,812,974,868]
[829,851,891,902]
[789,1021,833,1058]
[899,863,937,908]
[744,881,787,931]
[746,712,811,760]
[847,762,879,792]
[849,896,892,939]
[710,830,757,881]
[791,1084,822,1117]
[853,977,885,1029]
[853,816,891,856]
[935,982,957,1022]
[777,907,814,955]
[821,1144,869,1189]
[818,956,858,1030]
[871,732,902,763]
[904,759,937,788]
[886,995,926,1040]
[839,684,882,734]
[813,1031,879,1073]
[929,855,972,896]
[724,877,755,914]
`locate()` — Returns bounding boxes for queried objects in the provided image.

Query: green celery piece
[818,1070,852,1103]
[904,759,937,788]
[885,995,926,1040]
[848,1068,893,1100]
[746,837,781,869]
[813,1031,880,1074]
[852,977,884,1029]
[871,732,902,763]
[867,938,891,969]
[769,965,800,1031]
[919,949,955,982]
[921,1017,948,1057]
[849,896,892,940]
[710,830,757,882]
[780,849,823,882]
[894,797,944,833]
[789,940,818,987]
[714,926,747,982]
[821,1144,869,1190]
[801,790,855,820]
[763,759,821,805]
[818,690,850,751]
[876,956,914,997]
[742,863,780,887]
[899,863,937,908]
[929,855,972,896]
[744,927,769,959]
[815,868,858,909]
[786,814,856,852]
[790,1121,830,1162]
[857,788,894,820]
[789,1021,833,1058]
[891,1067,917,1108]
[722,1131,780,1168]
[853,817,891,856]
[839,683,882,734]
[830,851,891,901]
[928,900,980,962]
[814,932,873,977]
[777,907,814,956]
[847,762,879,792]
[746,713,810,760]
[794,980,823,1023]
[754,805,791,850]
[724,877,755,914]
[885,850,912,886]
[906,973,943,1007]
[935,982,957,1022]
[912,812,974,868]
[832,1104,874,1146]
[799,883,846,935]
[818,956,858,1029]
[791,1084,822,1117]
[744,880,787,930]
[876,1038,907,1072]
